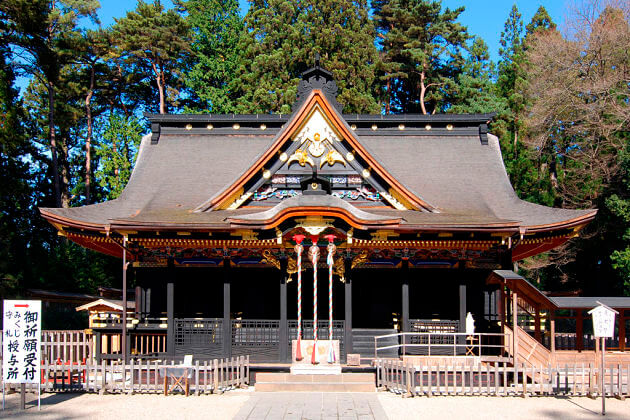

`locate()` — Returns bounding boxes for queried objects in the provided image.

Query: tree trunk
[385,78,391,114]
[48,83,62,208]
[60,133,70,208]
[419,68,428,115]
[157,76,165,114]
[85,65,95,204]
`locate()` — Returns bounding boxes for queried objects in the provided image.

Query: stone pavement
[233,392,388,420]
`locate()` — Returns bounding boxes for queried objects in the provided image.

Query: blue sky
[96,0,568,64]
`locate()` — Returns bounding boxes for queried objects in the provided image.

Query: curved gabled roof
[40,93,596,243]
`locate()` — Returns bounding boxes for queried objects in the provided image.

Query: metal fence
[376,359,630,398]
[2,356,249,395]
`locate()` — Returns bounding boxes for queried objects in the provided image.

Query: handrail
[374,332,508,359]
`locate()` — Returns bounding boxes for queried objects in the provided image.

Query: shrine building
[40,64,607,364]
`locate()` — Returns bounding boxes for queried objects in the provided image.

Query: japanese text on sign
[589,304,617,338]
[2,300,41,384]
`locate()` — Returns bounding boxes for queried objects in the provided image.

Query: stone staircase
[353,328,399,360]
[254,373,375,392]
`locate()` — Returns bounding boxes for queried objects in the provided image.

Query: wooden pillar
[550,314,556,353]
[576,310,584,351]
[344,258,353,355]
[122,236,128,364]
[534,305,542,343]
[166,281,175,356]
[619,313,626,351]
[135,286,142,319]
[497,287,504,328]
[512,291,518,364]
[95,331,102,362]
[145,287,151,314]
[223,258,232,358]
[401,260,410,332]
[279,258,288,362]
[459,284,467,333]
[459,283,467,353]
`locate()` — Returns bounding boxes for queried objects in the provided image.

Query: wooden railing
[375,359,630,398]
[2,356,249,395]
[375,332,507,358]
[505,325,551,368]
[1,330,91,363]
[543,333,628,351]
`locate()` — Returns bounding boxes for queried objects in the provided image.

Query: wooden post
[459,284,467,332]
[344,258,353,355]
[498,285,505,351]
[135,285,142,320]
[95,331,102,363]
[618,309,626,351]
[402,260,410,332]
[223,258,232,358]
[534,305,542,343]
[166,281,175,356]
[550,314,556,354]
[512,291,519,366]
[145,287,151,315]
[279,258,288,362]
[459,283,467,353]
[497,287,504,329]
[122,236,128,364]
[577,311,584,351]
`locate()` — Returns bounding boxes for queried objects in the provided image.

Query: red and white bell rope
[293,234,305,361]
[326,235,337,364]
[308,237,320,364]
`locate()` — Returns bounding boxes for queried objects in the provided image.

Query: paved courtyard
[234,393,388,420]
[1,390,630,419]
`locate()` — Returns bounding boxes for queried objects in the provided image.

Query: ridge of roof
[144,112,495,124]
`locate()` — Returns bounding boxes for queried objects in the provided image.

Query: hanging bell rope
[309,236,320,365]
[293,234,305,362]
[325,234,337,364]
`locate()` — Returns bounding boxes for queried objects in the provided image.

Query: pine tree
[112,1,190,114]
[0,0,100,208]
[0,44,33,297]
[233,0,378,114]
[177,0,244,113]
[373,0,469,114]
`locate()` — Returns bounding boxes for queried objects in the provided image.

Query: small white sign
[465,312,475,335]
[588,304,617,338]
[2,300,41,384]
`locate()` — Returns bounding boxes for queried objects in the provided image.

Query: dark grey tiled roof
[550,297,630,309]
[40,119,595,231]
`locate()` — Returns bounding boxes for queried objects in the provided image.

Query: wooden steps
[254,372,375,392]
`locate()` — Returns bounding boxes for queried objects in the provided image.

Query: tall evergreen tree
[233,0,378,114]
[0,44,33,298]
[112,1,190,114]
[177,0,244,113]
[449,37,507,115]
[0,0,100,208]
[373,0,469,114]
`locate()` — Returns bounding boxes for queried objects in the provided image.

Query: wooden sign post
[588,302,618,416]
[2,300,42,411]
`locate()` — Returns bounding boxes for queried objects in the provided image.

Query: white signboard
[2,300,41,384]
[589,304,617,338]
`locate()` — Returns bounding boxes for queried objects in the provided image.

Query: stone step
[255,382,375,392]
[254,373,375,392]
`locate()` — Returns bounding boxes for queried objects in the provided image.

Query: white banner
[2,300,41,384]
